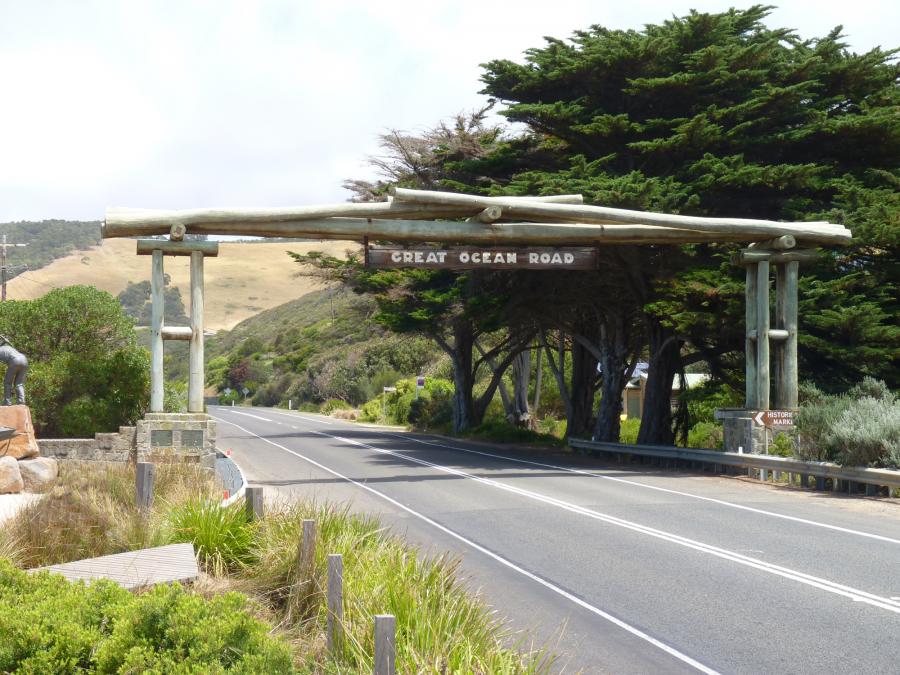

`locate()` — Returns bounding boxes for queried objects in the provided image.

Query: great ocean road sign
[366,246,597,270]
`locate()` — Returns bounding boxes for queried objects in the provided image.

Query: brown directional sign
[754,410,795,427]
[366,246,597,270]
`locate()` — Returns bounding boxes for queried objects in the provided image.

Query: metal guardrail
[569,438,900,496]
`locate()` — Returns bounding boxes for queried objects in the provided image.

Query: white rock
[0,456,24,494]
[18,457,59,492]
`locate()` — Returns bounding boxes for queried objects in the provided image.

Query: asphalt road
[210,405,900,674]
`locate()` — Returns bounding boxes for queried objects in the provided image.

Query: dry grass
[7,239,360,330]
[7,460,220,568]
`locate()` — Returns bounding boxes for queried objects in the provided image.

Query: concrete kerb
[219,449,248,507]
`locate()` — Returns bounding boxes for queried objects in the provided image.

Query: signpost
[382,386,397,423]
[366,246,597,270]
[415,376,425,400]
[754,410,795,428]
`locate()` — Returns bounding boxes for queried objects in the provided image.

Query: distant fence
[569,439,900,496]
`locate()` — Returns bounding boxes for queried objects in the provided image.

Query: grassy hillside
[6,238,360,331]
[0,220,101,279]
[205,288,444,407]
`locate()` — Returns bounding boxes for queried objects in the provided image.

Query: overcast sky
[1,0,896,221]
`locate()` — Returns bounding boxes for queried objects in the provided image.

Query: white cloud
[0,0,896,220]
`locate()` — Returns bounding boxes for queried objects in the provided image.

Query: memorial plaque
[180,430,204,448]
[150,429,173,447]
[367,246,597,270]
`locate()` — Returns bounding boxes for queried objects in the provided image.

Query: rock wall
[39,426,136,462]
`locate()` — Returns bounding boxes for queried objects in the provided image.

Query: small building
[622,368,709,420]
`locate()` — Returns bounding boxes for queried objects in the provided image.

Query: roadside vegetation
[1,461,550,673]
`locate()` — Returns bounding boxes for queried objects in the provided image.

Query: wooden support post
[774,264,786,408]
[297,519,317,578]
[745,264,758,408]
[783,261,799,409]
[136,462,155,509]
[150,250,165,412]
[374,614,396,675]
[188,251,204,413]
[327,554,344,654]
[244,486,263,521]
[756,261,770,410]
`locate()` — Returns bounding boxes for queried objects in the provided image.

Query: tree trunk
[568,334,598,439]
[637,320,683,445]
[532,346,543,417]
[510,348,532,427]
[448,321,476,434]
[592,314,630,442]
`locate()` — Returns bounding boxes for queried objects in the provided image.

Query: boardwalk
[33,543,198,590]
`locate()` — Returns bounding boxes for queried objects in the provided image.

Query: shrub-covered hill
[0,220,100,280]
[205,287,445,407]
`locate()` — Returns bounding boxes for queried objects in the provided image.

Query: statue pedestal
[0,405,40,459]
[136,413,217,467]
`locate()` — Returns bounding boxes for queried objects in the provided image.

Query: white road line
[222,409,273,422]
[255,408,334,425]
[388,434,900,547]
[218,413,900,616]
[212,416,719,675]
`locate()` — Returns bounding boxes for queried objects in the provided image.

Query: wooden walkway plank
[31,542,198,590]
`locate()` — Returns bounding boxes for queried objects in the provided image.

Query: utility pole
[0,234,28,301]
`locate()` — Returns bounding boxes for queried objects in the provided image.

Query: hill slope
[6,238,360,331]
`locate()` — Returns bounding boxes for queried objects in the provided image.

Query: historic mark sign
[754,410,795,428]
[366,246,597,270]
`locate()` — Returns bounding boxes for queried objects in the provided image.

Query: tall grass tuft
[166,498,256,573]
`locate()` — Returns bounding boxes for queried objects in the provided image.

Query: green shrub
[686,422,724,450]
[167,498,256,573]
[321,398,351,414]
[770,432,794,457]
[0,561,293,673]
[619,418,641,444]
[796,378,900,467]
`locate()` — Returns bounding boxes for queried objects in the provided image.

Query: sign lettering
[754,410,795,428]
[367,246,597,270]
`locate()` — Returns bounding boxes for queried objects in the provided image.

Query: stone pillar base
[135,413,216,467]
[714,408,766,454]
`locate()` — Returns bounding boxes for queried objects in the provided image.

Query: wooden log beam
[115,218,830,246]
[748,235,796,250]
[734,249,819,265]
[391,188,852,244]
[161,326,193,341]
[136,240,220,257]
[467,206,503,223]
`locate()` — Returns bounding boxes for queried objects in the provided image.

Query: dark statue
[0,335,28,405]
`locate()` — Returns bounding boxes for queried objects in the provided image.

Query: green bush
[167,499,256,573]
[321,398,351,414]
[0,286,149,437]
[796,378,900,467]
[0,561,293,673]
[686,422,724,450]
[619,418,641,444]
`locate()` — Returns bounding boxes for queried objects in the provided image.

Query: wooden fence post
[299,519,316,572]
[374,614,396,675]
[245,486,264,521]
[136,462,155,509]
[327,554,344,654]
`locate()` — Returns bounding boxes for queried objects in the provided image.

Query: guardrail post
[327,554,344,654]
[815,476,826,491]
[374,614,396,675]
[799,473,808,488]
[245,486,264,521]
[865,483,878,497]
[136,462,155,509]
[847,481,858,494]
